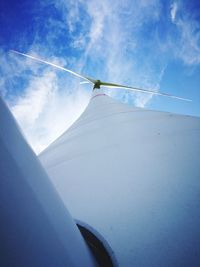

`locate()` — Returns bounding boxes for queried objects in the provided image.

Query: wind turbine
[10,50,191,102]
[8,50,200,267]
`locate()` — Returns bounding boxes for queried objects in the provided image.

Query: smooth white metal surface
[0,96,97,267]
[40,89,200,267]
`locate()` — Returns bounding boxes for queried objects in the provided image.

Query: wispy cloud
[170,1,200,65]
[9,68,90,154]
[170,2,178,23]
[77,0,163,107]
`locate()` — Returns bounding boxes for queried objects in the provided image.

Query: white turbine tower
[9,50,200,267]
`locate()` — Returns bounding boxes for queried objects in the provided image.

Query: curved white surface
[40,89,200,267]
[0,96,97,267]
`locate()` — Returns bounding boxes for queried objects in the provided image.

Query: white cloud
[170,2,178,23]
[9,69,90,154]
[80,0,163,108]
[11,71,57,127]
[170,1,200,65]
[85,1,109,45]
[176,19,200,65]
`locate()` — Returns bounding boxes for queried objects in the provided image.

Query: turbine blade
[10,50,95,84]
[100,82,191,102]
[80,81,90,84]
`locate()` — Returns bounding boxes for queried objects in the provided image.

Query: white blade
[80,81,90,85]
[10,50,95,84]
[100,82,191,102]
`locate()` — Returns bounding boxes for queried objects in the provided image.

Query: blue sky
[0,0,200,153]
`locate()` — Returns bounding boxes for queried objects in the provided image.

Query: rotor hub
[93,80,101,90]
